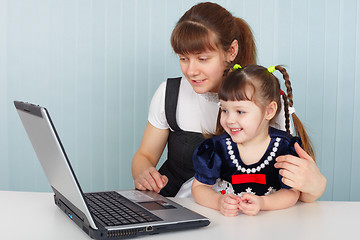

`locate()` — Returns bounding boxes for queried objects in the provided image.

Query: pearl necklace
[225,137,281,173]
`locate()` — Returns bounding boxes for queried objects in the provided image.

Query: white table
[1,191,359,240]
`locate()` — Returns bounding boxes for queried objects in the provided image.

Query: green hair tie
[267,66,276,73]
[233,64,242,70]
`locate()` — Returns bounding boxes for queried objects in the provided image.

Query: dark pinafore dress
[158,77,205,197]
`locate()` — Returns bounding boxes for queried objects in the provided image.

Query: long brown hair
[216,65,315,161]
[171,2,256,66]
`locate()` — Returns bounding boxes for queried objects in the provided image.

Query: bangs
[219,76,256,101]
[219,73,255,102]
[171,21,218,54]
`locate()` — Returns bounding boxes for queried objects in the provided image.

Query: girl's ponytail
[276,66,315,161]
[233,18,257,66]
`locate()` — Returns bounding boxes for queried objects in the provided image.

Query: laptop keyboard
[85,191,161,226]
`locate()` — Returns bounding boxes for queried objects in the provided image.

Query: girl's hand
[134,167,168,193]
[238,193,263,216]
[275,142,326,202]
[218,194,241,217]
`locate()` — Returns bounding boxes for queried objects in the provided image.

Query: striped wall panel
[0,0,359,201]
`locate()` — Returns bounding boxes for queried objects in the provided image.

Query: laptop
[14,101,210,239]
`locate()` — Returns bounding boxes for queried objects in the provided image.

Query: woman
[131,2,326,201]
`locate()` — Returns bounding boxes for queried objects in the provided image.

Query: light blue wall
[0,0,359,201]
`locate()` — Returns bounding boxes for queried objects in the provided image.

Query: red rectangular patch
[232,174,266,185]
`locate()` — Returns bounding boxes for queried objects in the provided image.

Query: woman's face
[178,48,233,94]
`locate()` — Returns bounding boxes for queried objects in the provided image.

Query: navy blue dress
[193,127,301,196]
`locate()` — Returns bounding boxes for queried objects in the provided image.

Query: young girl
[191,64,314,216]
[132,2,326,201]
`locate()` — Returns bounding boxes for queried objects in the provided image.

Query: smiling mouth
[230,128,242,134]
[192,79,206,84]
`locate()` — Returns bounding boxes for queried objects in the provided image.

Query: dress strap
[165,77,182,131]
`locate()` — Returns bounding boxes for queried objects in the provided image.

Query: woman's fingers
[135,167,167,193]
[275,143,322,194]
[294,142,314,162]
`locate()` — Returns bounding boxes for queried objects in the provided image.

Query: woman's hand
[218,194,241,217]
[238,193,263,216]
[134,167,168,193]
[132,122,170,193]
[275,142,326,202]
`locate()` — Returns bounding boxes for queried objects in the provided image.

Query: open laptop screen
[14,101,97,229]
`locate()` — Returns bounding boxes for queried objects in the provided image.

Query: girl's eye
[221,109,227,113]
[199,57,207,61]
[237,110,244,114]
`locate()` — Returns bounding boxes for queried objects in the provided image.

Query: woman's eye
[178,55,187,61]
[237,110,244,114]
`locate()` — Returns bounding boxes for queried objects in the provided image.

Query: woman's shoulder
[151,80,167,100]
[158,77,195,98]
[154,76,184,92]
[157,80,168,92]
[147,80,170,130]
[150,77,185,106]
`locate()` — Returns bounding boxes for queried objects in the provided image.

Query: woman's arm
[275,143,326,202]
[192,179,241,216]
[131,122,169,193]
[239,188,300,216]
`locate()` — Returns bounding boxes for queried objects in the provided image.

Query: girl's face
[178,49,232,94]
[219,99,270,145]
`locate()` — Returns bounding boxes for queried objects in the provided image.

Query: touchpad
[139,201,176,210]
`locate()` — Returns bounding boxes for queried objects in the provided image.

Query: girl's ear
[228,40,238,62]
[265,101,278,120]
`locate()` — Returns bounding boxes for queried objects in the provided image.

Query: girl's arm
[261,188,300,210]
[131,122,169,193]
[239,188,300,216]
[275,143,326,202]
[192,178,241,216]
